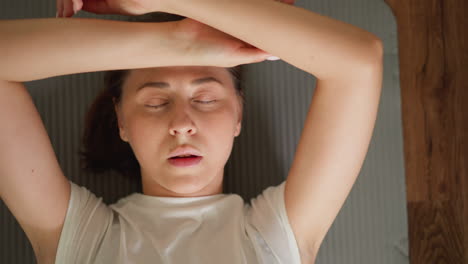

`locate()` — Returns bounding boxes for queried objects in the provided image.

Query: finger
[266,56,281,61]
[239,41,277,60]
[238,47,277,64]
[56,0,64,17]
[72,0,83,14]
[63,0,74,17]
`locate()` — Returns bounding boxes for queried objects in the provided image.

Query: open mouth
[168,155,203,167]
[169,155,199,159]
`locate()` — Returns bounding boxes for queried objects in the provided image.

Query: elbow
[367,36,384,65]
[350,37,384,82]
[354,36,383,76]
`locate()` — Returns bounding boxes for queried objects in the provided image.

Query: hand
[174,18,279,68]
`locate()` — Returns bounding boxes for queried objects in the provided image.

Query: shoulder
[244,182,303,263]
[54,181,114,263]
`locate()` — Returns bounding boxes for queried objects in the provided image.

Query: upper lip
[168,145,203,158]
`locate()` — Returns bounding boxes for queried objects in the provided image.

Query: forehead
[124,66,232,91]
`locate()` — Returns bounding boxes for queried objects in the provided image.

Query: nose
[169,104,197,136]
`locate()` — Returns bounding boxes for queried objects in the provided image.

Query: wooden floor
[384,0,467,263]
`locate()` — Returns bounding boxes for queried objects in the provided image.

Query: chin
[164,177,209,196]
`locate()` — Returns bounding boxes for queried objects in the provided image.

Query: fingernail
[267,56,280,61]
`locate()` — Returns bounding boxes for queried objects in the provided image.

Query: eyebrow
[136,77,224,92]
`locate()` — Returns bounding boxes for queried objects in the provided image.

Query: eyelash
[145,100,217,109]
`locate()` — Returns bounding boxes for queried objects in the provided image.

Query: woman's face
[114,66,242,197]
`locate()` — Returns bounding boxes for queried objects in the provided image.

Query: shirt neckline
[133,192,226,201]
[117,191,231,207]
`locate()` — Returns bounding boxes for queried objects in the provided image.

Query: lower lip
[168,156,203,167]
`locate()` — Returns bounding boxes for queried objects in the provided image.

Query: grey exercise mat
[0,0,408,263]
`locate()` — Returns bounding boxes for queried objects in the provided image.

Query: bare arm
[0,16,181,262]
[0,18,182,82]
[160,0,383,261]
[163,0,382,81]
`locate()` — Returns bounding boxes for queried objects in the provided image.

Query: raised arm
[0,17,180,263]
[162,0,382,80]
[158,1,384,263]
[0,18,180,82]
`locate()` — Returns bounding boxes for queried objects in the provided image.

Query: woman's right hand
[174,18,279,68]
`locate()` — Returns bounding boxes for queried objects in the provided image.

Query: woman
[0,0,383,263]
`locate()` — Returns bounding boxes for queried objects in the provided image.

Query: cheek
[203,108,238,136]
[127,115,163,139]
[206,123,236,169]
[202,110,238,158]
[125,116,166,159]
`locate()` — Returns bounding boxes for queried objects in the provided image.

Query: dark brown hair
[78,12,245,183]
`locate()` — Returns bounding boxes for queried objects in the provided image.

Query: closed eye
[195,100,217,104]
[145,103,168,109]
[145,100,217,109]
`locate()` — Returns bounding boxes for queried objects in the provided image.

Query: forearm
[0,18,182,82]
[164,0,382,80]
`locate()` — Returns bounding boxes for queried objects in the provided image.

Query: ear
[234,121,242,137]
[234,103,243,137]
[113,98,129,142]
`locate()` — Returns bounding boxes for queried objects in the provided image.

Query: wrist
[139,21,194,67]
